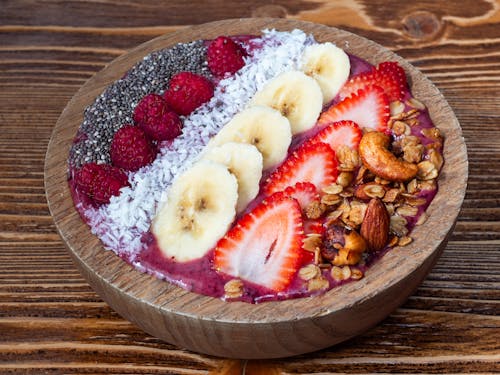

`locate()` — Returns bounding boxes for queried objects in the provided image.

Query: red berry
[207,36,247,77]
[110,125,157,171]
[263,142,338,196]
[308,120,363,151]
[164,72,214,116]
[214,193,304,292]
[338,61,407,102]
[282,182,319,211]
[74,162,129,205]
[318,86,390,133]
[133,93,182,141]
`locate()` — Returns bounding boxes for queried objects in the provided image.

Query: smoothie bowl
[45,18,467,359]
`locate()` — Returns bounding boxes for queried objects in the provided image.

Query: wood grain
[44,18,467,359]
[1,0,499,373]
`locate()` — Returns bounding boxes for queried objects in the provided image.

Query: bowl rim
[44,18,468,325]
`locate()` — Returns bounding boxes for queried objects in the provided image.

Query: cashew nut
[359,131,418,182]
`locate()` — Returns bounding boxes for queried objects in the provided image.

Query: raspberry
[110,125,157,171]
[74,162,129,205]
[164,72,214,116]
[133,93,182,141]
[207,36,247,77]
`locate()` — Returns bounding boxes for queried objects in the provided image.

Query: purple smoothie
[68,36,443,303]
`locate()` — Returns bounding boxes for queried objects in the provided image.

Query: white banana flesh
[301,42,351,105]
[207,105,292,170]
[250,71,323,135]
[201,142,263,213]
[152,160,238,262]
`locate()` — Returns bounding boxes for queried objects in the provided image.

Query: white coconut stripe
[85,29,315,259]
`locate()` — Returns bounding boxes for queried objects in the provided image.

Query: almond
[360,198,390,251]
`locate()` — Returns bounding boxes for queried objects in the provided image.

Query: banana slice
[202,142,263,213]
[250,71,323,135]
[301,42,350,105]
[207,105,292,169]
[152,160,238,262]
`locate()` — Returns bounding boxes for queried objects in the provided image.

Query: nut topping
[360,198,390,252]
[359,131,418,182]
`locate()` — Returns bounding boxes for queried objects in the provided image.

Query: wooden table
[1,1,499,373]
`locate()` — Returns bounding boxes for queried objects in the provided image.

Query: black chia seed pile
[69,40,211,168]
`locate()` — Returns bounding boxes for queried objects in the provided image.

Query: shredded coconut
[84,29,316,260]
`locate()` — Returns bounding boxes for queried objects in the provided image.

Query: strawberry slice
[304,219,324,235]
[309,120,362,151]
[214,193,304,292]
[317,86,389,132]
[263,142,338,196]
[338,61,407,102]
[282,182,319,211]
[377,61,407,94]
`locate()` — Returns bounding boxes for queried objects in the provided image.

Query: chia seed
[69,40,210,168]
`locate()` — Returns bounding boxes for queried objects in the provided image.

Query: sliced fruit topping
[338,61,407,102]
[164,71,214,116]
[207,36,247,78]
[317,85,389,133]
[152,160,238,262]
[110,125,157,171]
[133,93,182,142]
[207,105,292,170]
[281,182,319,211]
[308,120,362,152]
[250,70,323,135]
[301,42,350,105]
[303,219,324,236]
[214,193,304,292]
[201,142,263,213]
[74,162,130,205]
[263,142,338,196]
[377,61,407,95]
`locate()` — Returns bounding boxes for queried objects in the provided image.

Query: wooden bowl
[45,18,468,359]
